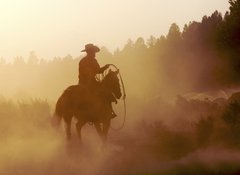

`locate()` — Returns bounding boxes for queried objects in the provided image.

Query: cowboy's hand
[103,64,110,70]
[105,64,111,68]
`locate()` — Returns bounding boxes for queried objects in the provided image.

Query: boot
[110,105,117,118]
[111,110,117,118]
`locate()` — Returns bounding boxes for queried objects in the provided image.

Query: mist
[1,1,240,174]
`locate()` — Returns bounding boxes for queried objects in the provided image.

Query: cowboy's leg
[109,94,117,117]
[110,103,117,117]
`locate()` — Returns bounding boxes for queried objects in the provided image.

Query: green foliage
[222,100,240,144]
[1,1,239,97]
[195,116,214,146]
[135,120,196,159]
[223,102,240,126]
[0,98,51,137]
[167,23,182,44]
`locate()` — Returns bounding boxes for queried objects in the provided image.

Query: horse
[52,70,122,143]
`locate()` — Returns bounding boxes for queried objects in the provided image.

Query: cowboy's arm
[98,64,110,73]
[92,59,110,74]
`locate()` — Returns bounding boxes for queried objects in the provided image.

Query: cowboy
[78,44,109,86]
[79,43,117,118]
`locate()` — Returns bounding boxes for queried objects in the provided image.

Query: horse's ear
[114,69,119,74]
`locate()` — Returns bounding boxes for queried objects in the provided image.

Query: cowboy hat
[81,43,100,52]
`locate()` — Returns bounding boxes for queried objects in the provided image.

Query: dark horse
[52,70,122,143]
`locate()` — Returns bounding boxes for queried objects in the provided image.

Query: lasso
[109,64,126,131]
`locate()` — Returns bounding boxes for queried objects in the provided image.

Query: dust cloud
[1,90,240,175]
[1,7,240,173]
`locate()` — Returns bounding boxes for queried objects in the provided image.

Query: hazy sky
[0,0,229,61]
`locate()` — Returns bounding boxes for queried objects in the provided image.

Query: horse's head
[102,69,122,99]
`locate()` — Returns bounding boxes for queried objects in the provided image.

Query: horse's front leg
[64,116,72,141]
[102,119,111,143]
[94,123,104,140]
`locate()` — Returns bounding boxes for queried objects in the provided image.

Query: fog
[1,92,240,175]
[1,49,240,174]
[1,2,240,173]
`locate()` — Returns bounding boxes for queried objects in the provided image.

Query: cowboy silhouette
[78,43,117,118]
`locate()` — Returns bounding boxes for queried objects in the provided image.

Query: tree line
[0,0,239,99]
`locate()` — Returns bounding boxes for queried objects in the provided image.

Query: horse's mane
[101,70,116,84]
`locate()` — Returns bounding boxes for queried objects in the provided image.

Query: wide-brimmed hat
[81,43,100,52]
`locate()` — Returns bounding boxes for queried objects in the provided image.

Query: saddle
[76,82,116,122]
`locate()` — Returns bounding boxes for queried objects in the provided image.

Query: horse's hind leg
[76,120,86,143]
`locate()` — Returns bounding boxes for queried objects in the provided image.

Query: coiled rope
[109,64,126,131]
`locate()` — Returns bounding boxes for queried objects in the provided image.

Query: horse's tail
[51,85,78,129]
[51,89,68,129]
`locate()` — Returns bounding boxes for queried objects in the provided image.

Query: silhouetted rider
[78,43,117,118]
[78,43,109,86]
